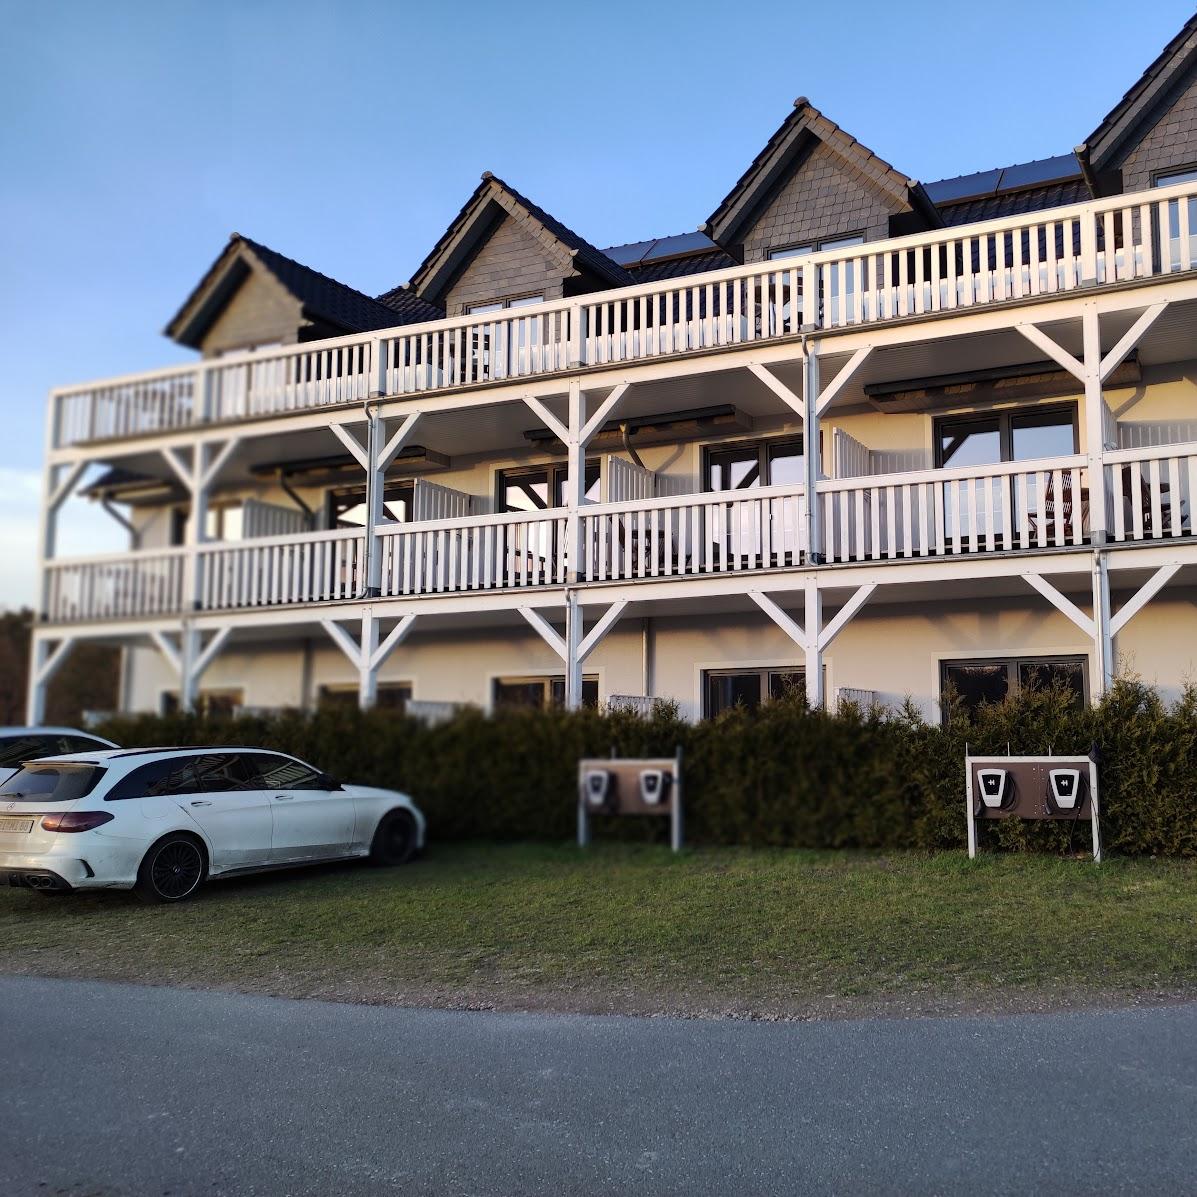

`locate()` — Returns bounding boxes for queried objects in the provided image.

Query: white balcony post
[36,461,86,617]
[179,624,200,713]
[370,335,388,399]
[804,344,824,562]
[567,299,587,368]
[359,610,379,710]
[804,578,823,709]
[1092,554,1113,700]
[564,590,583,711]
[565,380,585,584]
[25,634,74,725]
[1081,304,1109,544]
[365,412,383,596]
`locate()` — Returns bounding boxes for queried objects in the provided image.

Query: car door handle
[272,794,294,802]
[190,800,213,807]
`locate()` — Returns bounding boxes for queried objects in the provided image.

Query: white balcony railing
[1106,443,1196,542]
[197,527,367,610]
[49,182,1197,449]
[821,456,1090,562]
[377,509,568,595]
[36,443,1197,624]
[44,549,188,623]
[579,486,808,581]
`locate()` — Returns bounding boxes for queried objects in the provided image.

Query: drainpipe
[276,468,315,528]
[98,496,141,550]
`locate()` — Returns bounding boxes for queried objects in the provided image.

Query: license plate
[0,816,34,834]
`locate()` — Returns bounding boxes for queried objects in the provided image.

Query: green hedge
[93,679,1197,857]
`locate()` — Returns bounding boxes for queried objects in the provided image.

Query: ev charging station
[965,752,1101,862]
[577,748,684,852]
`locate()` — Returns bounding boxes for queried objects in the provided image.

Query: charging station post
[965,752,1101,862]
[577,747,684,852]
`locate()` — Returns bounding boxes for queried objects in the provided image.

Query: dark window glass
[493,680,546,709]
[0,765,105,802]
[493,677,598,709]
[943,663,1009,716]
[329,481,413,529]
[1018,660,1086,707]
[942,656,1087,720]
[318,683,411,712]
[706,439,804,493]
[1010,409,1076,461]
[938,417,1001,468]
[707,446,761,491]
[0,735,61,769]
[498,463,599,513]
[549,678,599,709]
[192,753,261,793]
[250,754,326,791]
[767,442,805,486]
[161,690,243,718]
[59,736,110,755]
[706,672,762,717]
[768,671,806,701]
[107,757,201,801]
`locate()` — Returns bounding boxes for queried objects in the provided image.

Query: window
[704,437,805,492]
[0,733,107,770]
[1154,166,1197,187]
[250,754,328,791]
[192,753,261,793]
[704,668,806,718]
[318,683,412,713]
[941,656,1087,720]
[935,406,1077,468]
[169,505,242,546]
[327,481,413,529]
[465,294,544,313]
[107,756,202,801]
[492,675,599,710]
[496,462,600,513]
[768,233,865,260]
[160,689,244,718]
[0,764,105,802]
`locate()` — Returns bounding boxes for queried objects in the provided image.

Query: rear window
[0,764,105,803]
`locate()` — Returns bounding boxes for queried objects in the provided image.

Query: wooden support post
[564,591,583,711]
[1081,304,1109,544]
[1091,554,1113,700]
[804,578,823,709]
[359,610,379,710]
[803,347,823,562]
[25,635,75,725]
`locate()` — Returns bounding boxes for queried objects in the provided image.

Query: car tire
[369,810,418,867]
[134,834,207,904]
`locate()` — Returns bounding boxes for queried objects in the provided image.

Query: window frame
[939,653,1088,719]
[767,232,866,260]
[933,404,1078,469]
[464,293,545,314]
[491,674,599,711]
[1152,165,1197,188]
[702,435,806,493]
[494,460,600,513]
[326,479,414,529]
[702,666,807,719]
[317,682,412,712]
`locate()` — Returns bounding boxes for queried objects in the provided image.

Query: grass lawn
[2,843,1195,1019]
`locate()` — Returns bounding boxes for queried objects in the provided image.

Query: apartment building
[29,15,1197,724]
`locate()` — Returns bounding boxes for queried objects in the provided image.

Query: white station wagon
[0,747,425,903]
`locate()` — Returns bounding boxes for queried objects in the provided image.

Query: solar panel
[924,169,1003,203]
[601,231,719,266]
[997,154,1079,190]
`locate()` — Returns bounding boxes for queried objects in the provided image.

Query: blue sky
[0,0,1192,605]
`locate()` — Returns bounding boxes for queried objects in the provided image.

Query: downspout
[276,468,315,528]
[1074,143,1100,199]
[620,422,648,471]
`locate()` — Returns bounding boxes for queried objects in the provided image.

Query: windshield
[0,764,105,803]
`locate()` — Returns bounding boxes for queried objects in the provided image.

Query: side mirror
[318,773,343,791]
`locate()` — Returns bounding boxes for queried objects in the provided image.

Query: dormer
[405,173,634,317]
[165,234,437,357]
[1077,13,1197,195]
[702,99,941,263]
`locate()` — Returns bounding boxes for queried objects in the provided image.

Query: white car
[0,747,425,903]
[0,727,118,786]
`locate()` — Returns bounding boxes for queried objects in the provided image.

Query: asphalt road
[2,978,1196,1196]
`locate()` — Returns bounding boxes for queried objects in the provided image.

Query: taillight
[40,811,115,833]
